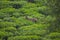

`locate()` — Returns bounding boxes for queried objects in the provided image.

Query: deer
[24,16,38,23]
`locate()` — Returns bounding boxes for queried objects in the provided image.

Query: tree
[47,0,60,32]
[41,0,60,32]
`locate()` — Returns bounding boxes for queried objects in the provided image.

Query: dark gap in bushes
[12,4,22,9]
[2,36,8,40]
[0,16,4,19]
[15,25,20,29]
[27,0,35,3]
[38,10,48,16]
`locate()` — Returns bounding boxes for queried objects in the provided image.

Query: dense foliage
[0,0,60,40]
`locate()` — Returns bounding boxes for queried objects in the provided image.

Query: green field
[0,0,60,40]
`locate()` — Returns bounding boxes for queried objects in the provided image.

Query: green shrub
[8,36,41,40]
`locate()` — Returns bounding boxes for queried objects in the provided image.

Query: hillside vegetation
[0,0,60,40]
